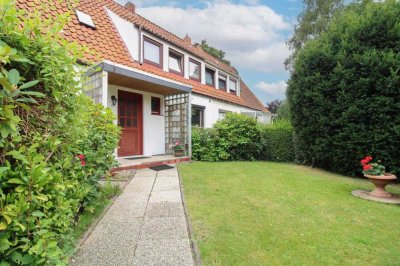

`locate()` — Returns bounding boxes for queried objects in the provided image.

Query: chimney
[125,2,135,14]
[183,34,191,44]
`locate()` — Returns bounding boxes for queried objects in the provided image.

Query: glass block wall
[83,71,103,104]
[165,93,190,155]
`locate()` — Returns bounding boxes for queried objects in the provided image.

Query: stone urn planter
[364,173,397,198]
[174,149,185,157]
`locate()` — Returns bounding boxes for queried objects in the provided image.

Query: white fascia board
[102,60,192,90]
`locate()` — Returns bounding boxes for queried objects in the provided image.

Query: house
[17,0,270,160]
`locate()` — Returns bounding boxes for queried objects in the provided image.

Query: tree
[287,0,400,176]
[285,0,345,71]
[266,99,282,114]
[199,39,231,65]
[276,100,291,120]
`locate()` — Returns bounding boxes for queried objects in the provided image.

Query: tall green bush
[213,113,262,161]
[191,127,229,161]
[259,120,295,162]
[287,0,400,176]
[0,1,119,264]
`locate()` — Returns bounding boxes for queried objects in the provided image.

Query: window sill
[189,76,201,82]
[169,69,184,76]
[144,60,162,69]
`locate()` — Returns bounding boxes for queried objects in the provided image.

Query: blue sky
[116,0,304,104]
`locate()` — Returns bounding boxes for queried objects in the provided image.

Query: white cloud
[136,1,291,74]
[255,80,287,100]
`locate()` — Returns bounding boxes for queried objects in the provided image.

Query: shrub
[213,113,262,161]
[191,114,296,162]
[287,0,400,176]
[259,120,295,162]
[191,127,229,161]
[191,113,261,161]
[0,2,119,264]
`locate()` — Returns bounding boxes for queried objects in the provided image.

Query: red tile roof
[16,0,267,112]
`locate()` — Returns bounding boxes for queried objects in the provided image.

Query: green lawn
[179,162,400,265]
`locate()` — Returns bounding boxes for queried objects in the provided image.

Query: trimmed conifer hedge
[287,0,400,176]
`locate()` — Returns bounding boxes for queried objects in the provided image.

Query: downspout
[138,25,143,64]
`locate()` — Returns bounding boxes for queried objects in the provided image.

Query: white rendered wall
[191,93,264,128]
[107,84,165,157]
[106,9,139,61]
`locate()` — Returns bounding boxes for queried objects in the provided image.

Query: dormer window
[218,75,227,91]
[229,78,237,95]
[169,50,184,75]
[76,10,96,29]
[189,59,201,81]
[205,67,215,86]
[143,37,162,68]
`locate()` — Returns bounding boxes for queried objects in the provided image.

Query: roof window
[76,10,96,29]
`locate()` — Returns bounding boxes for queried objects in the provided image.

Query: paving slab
[73,218,142,266]
[139,216,188,241]
[157,170,179,178]
[73,165,193,266]
[145,202,184,217]
[152,176,180,191]
[132,239,193,266]
[149,190,182,203]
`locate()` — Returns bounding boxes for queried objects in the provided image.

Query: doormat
[125,156,150,160]
[149,165,175,171]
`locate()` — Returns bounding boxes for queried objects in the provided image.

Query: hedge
[0,2,119,264]
[192,114,295,162]
[259,120,295,162]
[287,0,400,176]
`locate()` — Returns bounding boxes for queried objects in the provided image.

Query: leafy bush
[259,120,295,162]
[213,113,262,161]
[192,113,261,161]
[192,114,296,162]
[287,0,400,176]
[191,127,229,161]
[0,2,119,264]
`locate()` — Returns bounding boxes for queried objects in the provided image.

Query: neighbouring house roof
[16,0,268,112]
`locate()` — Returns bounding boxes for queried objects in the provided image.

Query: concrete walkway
[72,167,194,266]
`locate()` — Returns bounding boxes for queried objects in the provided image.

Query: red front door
[118,90,143,157]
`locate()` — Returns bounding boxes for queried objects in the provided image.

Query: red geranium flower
[363,164,372,171]
[75,154,86,167]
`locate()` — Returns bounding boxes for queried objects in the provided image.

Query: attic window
[205,67,215,87]
[76,10,96,29]
[169,49,184,75]
[143,37,163,68]
[218,75,227,91]
[229,78,237,95]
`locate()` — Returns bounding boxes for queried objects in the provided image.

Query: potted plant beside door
[361,156,397,198]
[173,141,185,157]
